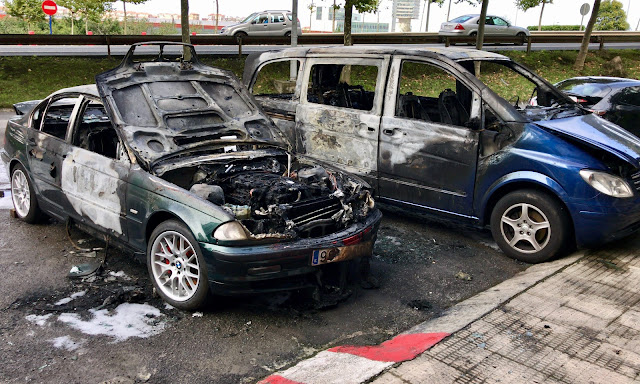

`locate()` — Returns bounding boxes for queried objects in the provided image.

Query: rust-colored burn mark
[311,129,342,150]
[319,240,374,265]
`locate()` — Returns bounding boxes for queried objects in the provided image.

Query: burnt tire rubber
[516,32,526,46]
[285,31,291,37]
[147,220,211,310]
[490,189,570,264]
[10,164,42,224]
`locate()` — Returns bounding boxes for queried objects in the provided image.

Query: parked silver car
[220,10,302,38]
[439,14,529,42]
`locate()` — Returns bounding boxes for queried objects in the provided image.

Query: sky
[113,0,640,32]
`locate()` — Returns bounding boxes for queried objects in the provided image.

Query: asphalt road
[0,110,528,383]
[0,41,639,56]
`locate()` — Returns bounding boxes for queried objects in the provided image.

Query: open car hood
[535,113,640,168]
[95,42,289,169]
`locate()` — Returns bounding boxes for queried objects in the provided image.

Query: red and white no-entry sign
[42,0,57,16]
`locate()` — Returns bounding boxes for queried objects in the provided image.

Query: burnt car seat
[399,92,430,121]
[438,89,469,126]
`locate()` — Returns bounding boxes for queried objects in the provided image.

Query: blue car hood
[534,113,640,168]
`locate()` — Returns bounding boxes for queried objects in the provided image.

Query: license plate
[311,248,340,266]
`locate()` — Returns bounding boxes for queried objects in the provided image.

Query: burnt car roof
[243,46,509,86]
[96,42,289,170]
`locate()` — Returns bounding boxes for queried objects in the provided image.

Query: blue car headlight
[579,170,634,198]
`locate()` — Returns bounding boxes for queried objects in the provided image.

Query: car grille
[287,197,343,238]
[630,170,640,192]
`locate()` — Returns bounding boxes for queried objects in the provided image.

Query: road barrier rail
[0,31,638,55]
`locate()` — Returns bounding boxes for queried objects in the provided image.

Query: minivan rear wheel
[490,190,569,263]
[516,32,526,46]
[285,31,291,38]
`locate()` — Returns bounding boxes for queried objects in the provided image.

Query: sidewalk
[260,246,640,384]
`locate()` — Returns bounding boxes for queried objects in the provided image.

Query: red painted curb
[258,374,304,384]
[328,332,450,362]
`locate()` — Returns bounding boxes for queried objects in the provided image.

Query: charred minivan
[243,46,640,263]
[1,43,381,309]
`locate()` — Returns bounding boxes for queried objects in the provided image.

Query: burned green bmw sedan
[1,43,381,309]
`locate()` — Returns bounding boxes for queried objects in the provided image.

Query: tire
[10,163,41,224]
[468,32,477,46]
[490,189,570,263]
[234,31,248,39]
[516,32,526,46]
[147,220,210,310]
[285,31,291,38]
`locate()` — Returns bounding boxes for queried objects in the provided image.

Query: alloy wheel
[499,203,551,254]
[150,231,201,302]
[11,169,31,218]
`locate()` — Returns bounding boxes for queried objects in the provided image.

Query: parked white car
[439,14,530,44]
[220,10,302,38]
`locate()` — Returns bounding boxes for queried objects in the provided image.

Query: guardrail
[0,31,638,56]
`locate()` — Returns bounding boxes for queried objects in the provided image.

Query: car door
[482,16,496,35]
[26,95,80,218]
[377,57,481,217]
[248,58,303,147]
[250,13,270,35]
[608,86,640,137]
[268,12,287,35]
[62,96,130,239]
[295,56,390,185]
[491,17,509,35]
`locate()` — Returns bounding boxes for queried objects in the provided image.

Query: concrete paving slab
[371,250,640,384]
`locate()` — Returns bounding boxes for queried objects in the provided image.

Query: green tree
[595,0,629,30]
[118,0,148,34]
[4,0,45,31]
[343,0,377,45]
[59,0,111,34]
[515,0,552,31]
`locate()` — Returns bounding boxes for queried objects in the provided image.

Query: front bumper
[200,208,382,295]
[570,197,640,247]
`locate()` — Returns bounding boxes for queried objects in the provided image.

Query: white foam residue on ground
[384,236,402,246]
[49,335,85,351]
[25,314,52,326]
[109,271,131,280]
[57,303,165,342]
[54,290,88,306]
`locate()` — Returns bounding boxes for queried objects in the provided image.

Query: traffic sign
[42,0,57,16]
[580,3,591,16]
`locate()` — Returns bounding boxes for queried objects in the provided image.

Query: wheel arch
[479,172,574,233]
[145,211,190,245]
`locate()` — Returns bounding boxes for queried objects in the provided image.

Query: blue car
[243,47,640,263]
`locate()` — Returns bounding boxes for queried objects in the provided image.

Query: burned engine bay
[157,149,375,240]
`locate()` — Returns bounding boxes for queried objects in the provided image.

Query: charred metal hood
[96,42,288,169]
[534,113,640,168]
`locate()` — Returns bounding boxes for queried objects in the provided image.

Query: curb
[257,252,585,384]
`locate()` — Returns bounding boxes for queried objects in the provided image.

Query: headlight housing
[213,221,250,241]
[579,170,634,198]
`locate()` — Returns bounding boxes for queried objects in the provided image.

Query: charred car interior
[2,42,382,310]
[244,47,640,265]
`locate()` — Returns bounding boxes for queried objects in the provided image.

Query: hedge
[527,25,581,31]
